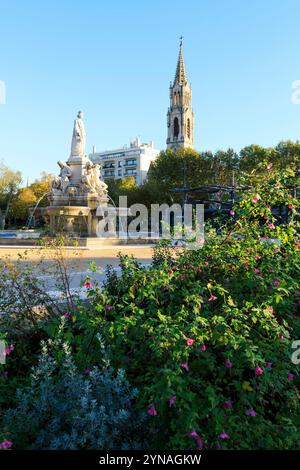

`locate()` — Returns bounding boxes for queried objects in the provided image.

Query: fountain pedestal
[46,111,109,237]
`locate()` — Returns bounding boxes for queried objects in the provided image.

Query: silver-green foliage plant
[4,335,147,449]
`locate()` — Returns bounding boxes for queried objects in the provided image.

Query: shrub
[78,166,300,449]
[3,331,148,450]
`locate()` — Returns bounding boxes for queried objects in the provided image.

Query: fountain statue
[47,111,109,237]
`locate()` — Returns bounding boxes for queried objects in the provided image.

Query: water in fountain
[26,191,51,229]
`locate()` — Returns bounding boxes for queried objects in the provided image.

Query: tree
[0,163,22,229]
[10,187,37,224]
[106,176,138,206]
[29,172,52,206]
[7,172,52,227]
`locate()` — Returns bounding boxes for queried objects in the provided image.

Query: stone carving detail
[81,161,108,196]
[51,160,72,194]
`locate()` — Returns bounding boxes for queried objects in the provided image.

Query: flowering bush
[76,167,300,449]
[1,166,299,450]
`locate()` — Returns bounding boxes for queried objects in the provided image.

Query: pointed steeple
[174,36,187,85]
[167,38,194,150]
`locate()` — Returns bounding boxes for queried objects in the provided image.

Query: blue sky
[1,0,300,183]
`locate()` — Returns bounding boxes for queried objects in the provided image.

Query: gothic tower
[166,38,194,151]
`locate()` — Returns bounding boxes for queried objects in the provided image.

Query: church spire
[166,38,194,151]
[174,36,187,85]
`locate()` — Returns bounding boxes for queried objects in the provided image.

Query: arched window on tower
[187,118,191,139]
[177,91,180,105]
[173,92,177,106]
[174,117,179,139]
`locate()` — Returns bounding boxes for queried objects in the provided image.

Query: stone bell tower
[166,38,194,151]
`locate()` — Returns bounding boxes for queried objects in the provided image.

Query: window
[103,162,115,169]
[125,159,137,167]
[104,170,115,177]
[174,117,179,138]
[187,118,191,139]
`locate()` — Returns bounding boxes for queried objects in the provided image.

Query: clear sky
[1,0,300,183]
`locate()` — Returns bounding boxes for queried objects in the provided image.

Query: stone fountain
[47,111,109,237]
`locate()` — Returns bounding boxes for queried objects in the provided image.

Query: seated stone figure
[81,161,108,196]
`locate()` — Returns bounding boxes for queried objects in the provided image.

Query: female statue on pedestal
[70,111,86,157]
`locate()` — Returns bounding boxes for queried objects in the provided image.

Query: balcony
[124,160,137,167]
[104,170,115,177]
[124,169,137,176]
[103,163,115,169]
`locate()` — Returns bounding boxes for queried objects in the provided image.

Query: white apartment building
[90,138,159,186]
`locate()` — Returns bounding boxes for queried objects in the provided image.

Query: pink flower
[224,400,233,409]
[225,359,233,369]
[3,344,14,357]
[196,438,204,450]
[266,163,273,169]
[252,195,260,203]
[189,431,204,450]
[186,338,194,346]
[279,334,285,340]
[273,278,280,288]
[0,440,13,449]
[255,255,262,261]
[204,261,209,266]
[288,204,294,210]
[168,269,173,275]
[180,362,189,372]
[199,344,206,352]
[147,405,158,416]
[229,210,235,216]
[168,395,177,407]
[84,281,92,289]
[196,267,202,273]
[267,223,275,230]
[265,361,272,369]
[287,373,295,380]
[294,242,299,248]
[105,305,113,311]
[219,432,230,440]
[246,408,257,417]
[255,366,264,376]
[208,295,217,301]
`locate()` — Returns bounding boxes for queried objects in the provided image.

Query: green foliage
[106,176,138,206]
[3,328,148,450]
[76,166,300,449]
[104,141,300,208]
[9,172,52,225]
[0,164,299,450]
[0,162,22,228]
